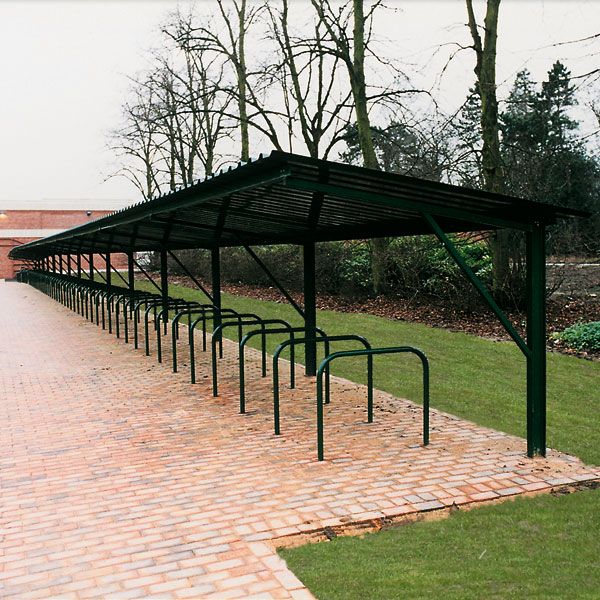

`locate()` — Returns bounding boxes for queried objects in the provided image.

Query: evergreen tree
[450,62,599,303]
[500,61,600,255]
[537,61,578,150]
[501,70,537,152]
[501,69,541,199]
[452,86,484,188]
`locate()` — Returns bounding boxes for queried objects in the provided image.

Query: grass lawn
[280,488,600,600]
[129,279,599,598]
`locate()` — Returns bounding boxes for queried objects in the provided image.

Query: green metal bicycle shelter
[9,151,587,458]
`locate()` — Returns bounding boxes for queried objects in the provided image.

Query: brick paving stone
[1,281,599,599]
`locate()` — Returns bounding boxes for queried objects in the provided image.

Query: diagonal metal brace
[132,256,163,294]
[240,243,305,319]
[424,212,530,358]
[81,253,113,284]
[167,250,214,303]
[104,254,130,288]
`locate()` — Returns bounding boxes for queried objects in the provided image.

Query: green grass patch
[132,279,600,465]
[280,488,600,600]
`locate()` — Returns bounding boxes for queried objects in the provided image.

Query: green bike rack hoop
[171,305,221,372]
[238,324,328,414]
[210,314,268,396]
[272,334,372,436]
[187,307,241,383]
[315,346,430,461]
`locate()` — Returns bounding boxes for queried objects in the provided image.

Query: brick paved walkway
[1,282,598,599]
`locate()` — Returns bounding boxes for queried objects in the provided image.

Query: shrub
[553,322,600,352]
[386,235,492,309]
[167,236,494,308]
[329,241,372,295]
[168,242,374,296]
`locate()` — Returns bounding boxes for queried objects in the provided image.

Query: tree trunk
[237,0,250,162]
[351,0,386,294]
[466,0,509,294]
[481,1,510,293]
[351,0,378,170]
[478,1,502,193]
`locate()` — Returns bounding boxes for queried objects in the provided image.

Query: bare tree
[108,84,164,200]
[163,10,235,177]
[263,0,353,158]
[110,11,235,198]
[310,0,381,167]
[180,0,263,162]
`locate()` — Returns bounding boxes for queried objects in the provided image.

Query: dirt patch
[165,275,600,361]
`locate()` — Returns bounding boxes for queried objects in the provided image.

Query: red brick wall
[0,210,128,279]
[0,237,36,280]
[1,209,111,230]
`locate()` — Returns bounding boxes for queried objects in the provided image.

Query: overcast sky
[1,0,598,209]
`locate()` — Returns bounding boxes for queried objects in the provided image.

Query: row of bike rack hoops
[18,269,431,460]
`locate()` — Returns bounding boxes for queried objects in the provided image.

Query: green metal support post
[526,222,547,457]
[89,254,94,281]
[105,253,111,290]
[52,255,56,273]
[67,254,72,276]
[77,254,81,279]
[425,212,547,457]
[128,251,135,308]
[102,253,111,331]
[160,248,169,334]
[211,247,222,337]
[303,242,317,376]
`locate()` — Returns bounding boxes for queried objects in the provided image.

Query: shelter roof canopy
[9,151,586,259]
